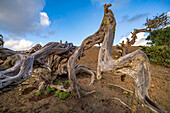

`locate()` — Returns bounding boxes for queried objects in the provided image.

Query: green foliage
[55,90,70,99]
[59,92,70,100]
[146,27,170,46]
[69,106,73,110]
[143,26,170,67]
[35,92,41,96]
[44,87,56,95]
[64,80,69,84]
[144,13,170,30]
[26,84,32,88]
[54,79,59,82]
[58,82,65,86]
[81,93,86,98]
[55,90,62,97]
[79,71,83,75]
[142,45,170,66]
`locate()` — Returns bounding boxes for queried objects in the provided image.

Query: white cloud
[167,12,170,18]
[166,12,170,27]
[119,32,150,46]
[4,39,34,50]
[39,42,43,45]
[40,12,51,26]
[0,0,46,35]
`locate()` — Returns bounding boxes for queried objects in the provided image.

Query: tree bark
[96,8,165,113]
[0,42,73,92]
[67,4,115,98]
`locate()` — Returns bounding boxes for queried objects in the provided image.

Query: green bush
[35,92,41,96]
[44,87,56,95]
[64,80,69,84]
[55,90,62,97]
[55,90,70,100]
[79,71,83,75]
[54,79,59,82]
[59,92,70,100]
[146,27,170,47]
[142,45,170,66]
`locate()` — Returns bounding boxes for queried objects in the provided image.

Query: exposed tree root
[85,90,96,95]
[108,83,133,94]
[49,85,70,92]
[112,97,131,110]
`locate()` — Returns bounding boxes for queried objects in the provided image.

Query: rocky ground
[0,46,169,113]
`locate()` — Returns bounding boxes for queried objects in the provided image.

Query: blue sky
[0,0,170,50]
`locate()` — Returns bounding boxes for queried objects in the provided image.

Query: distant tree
[142,17,170,67]
[116,13,170,58]
[145,13,170,31]
[0,34,4,47]
[146,27,170,46]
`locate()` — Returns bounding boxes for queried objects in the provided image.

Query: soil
[0,46,169,113]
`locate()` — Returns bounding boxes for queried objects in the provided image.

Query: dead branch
[116,29,151,57]
[112,97,131,110]
[107,83,133,94]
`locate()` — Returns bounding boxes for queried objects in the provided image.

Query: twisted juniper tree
[116,13,170,58]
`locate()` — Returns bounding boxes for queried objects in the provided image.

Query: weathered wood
[67,4,115,98]
[116,29,151,57]
[96,5,165,112]
[0,42,73,92]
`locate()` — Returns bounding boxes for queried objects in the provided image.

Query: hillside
[0,47,169,113]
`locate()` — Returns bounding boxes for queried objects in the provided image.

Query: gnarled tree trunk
[96,5,165,113]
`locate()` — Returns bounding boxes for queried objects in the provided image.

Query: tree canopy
[146,27,170,46]
[144,13,170,30]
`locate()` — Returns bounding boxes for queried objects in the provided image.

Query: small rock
[130,93,133,96]
[151,84,154,88]
[0,59,4,64]
[22,82,30,85]
[19,88,22,91]
[123,91,128,94]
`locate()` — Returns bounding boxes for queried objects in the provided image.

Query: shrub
[142,45,170,67]
[44,87,56,95]
[55,90,70,99]
[79,71,83,75]
[55,90,62,97]
[59,92,70,100]
[35,92,41,96]
[64,80,69,84]
[54,79,59,82]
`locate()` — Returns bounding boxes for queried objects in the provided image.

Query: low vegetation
[55,90,70,99]
[142,27,170,67]
[44,87,56,95]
